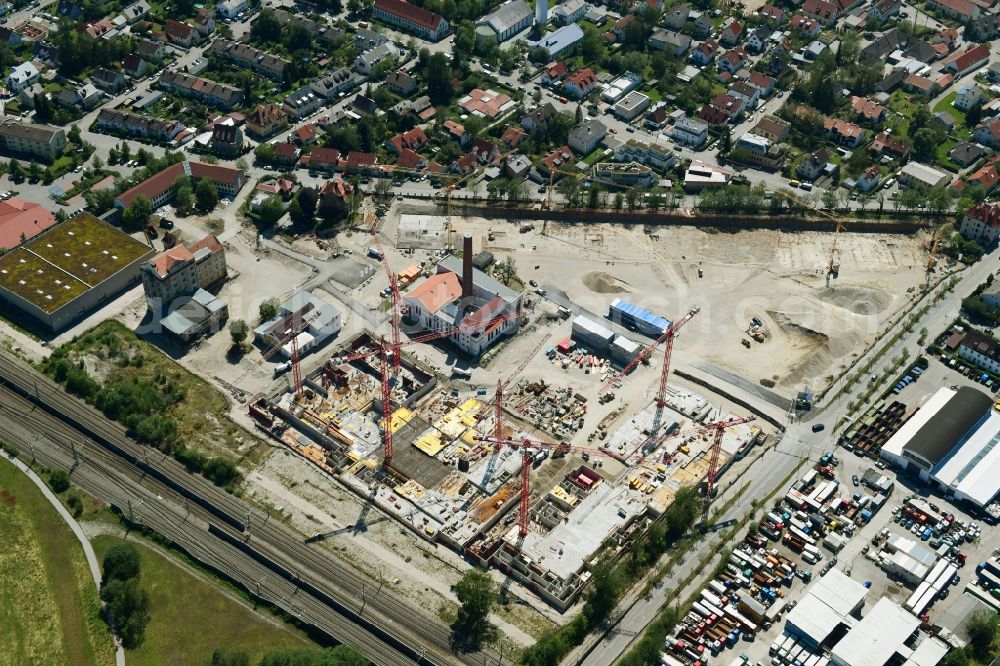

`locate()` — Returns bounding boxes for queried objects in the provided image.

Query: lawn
[47,320,264,465]
[89,534,314,666]
[0,457,115,666]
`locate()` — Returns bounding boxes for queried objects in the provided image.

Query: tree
[101,578,150,648]
[7,158,21,181]
[210,649,250,666]
[965,102,982,129]
[912,128,942,161]
[557,177,582,207]
[425,52,453,106]
[292,187,318,225]
[966,610,998,661]
[374,178,393,202]
[195,180,219,212]
[453,569,496,645]
[49,468,70,493]
[68,124,82,144]
[495,256,518,285]
[254,142,276,165]
[123,195,153,230]
[625,187,641,210]
[203,457,239,487]
[174,182,194,215]
[256,196,285,226]
[229,319,250,348]
[102,543,141,583]
[720,126,732,154]
[575,103,583,124]
[251,9,282,42]
[259,297,281,322]
[120,142,131,163]
[235,158,249,172]
[91,154,104,171]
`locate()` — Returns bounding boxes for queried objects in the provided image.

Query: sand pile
[583,271,632,294]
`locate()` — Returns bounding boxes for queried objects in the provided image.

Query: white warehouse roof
[932,406,1000,506]
[831,598,918,666]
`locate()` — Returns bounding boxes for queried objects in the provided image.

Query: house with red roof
[164,19,196,47]
[115,161,244,210]
[454,153,477,175]
[870,132,910,161]
[339,151,377,174]
[975,117,1000,147]
[802,0,838,23]
[760,4,785,23]
[443,119,469,147]
[824,117,865,147]
[928,0,980,21]
[690,39,718,65]
[959,202,1000,244]
[720,21,743,46]
[396,148,427,170]
[373,0,449,41]
[790,14,822,36]
[968,165,1000,193]
[563,68,597,99]
[537,146,575,178]
[718,47,746,73]
[470,137,499,164]
[542,62,568,85]
[385,127,428,154]
[946,43,990,76]
[0,198,56,250]
[851,96,887,124]
[308,147,340,172]
[319,178,353,213]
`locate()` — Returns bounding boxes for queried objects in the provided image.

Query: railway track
[0,353,498,666]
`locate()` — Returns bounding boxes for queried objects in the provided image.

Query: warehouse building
[785,569,868,649]
[402,235,522,357]
[831,597,948,666]
[254,291,343,358]
[571,314,614,353]
[475,0,532,44]
[0,213,153,331]
[608,298,671,337]
[880,385,1000,507]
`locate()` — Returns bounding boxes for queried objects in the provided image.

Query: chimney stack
[462,233,474,299]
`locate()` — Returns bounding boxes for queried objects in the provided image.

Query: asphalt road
[0,352,501,666]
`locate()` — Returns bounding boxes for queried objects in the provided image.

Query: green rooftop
[0,248,90,313]
[0,213,152,314]
[24,213,151,286]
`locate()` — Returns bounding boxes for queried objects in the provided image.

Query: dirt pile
[582,271,632,294]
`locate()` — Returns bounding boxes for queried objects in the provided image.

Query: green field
[90,534,314,666]
[0,457,115,666]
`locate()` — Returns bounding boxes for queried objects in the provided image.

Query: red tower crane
[235,308,320,388]
[366,211,403,372]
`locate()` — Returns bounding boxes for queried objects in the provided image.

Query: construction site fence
[412,199,935,233]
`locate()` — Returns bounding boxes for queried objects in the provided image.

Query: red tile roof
[965,202,1000,227]
[116,161,242,207]
[374,0,445,31]
[0,198,56,250]
[149,244,194,278]
[951,43,990,74]
[969,165,1000,191]
[407,271,462,312]
[309,146,340,165]
[396,147,425,169]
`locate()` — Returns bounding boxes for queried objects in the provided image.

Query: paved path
[6,453,125,666]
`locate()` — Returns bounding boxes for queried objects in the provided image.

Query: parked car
[812,423,825,433]
[852,474,859,486]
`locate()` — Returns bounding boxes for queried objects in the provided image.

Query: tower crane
[925,225,945,288]
[777,189,847,286]
[234,307,320,391]
[599,307,700,442]
[365,209,403,373]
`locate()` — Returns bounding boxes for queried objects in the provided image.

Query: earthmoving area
[440,214,934,399]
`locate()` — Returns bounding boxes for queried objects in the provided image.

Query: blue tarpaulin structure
[608,298,671,337]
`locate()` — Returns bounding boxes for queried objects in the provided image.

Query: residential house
[869,0,900,23]
[122,54,147,78]
[954,84,985,111]
[870,132,910,161]
[947,43,990,75]
[500,125,527,148]
[650,29,690,56]
[6,62,39,92]
[928,0,979,21]
[542,62,568,85]
[91,66,126,93]
[211,123,243,156]
[988,62,1000,83]
[309,68,360,101]
[903,74,939,96]
[552,0,587,24]
[760,4,785,23]
[563,67,597,99]
[644,105,669,129]
[209,39,290,81]
[0,27,20,47]
[966,14,998,41]
[733,132,787,169]
[728,81,760,110]
[615,139,677,171]
[273,142,300,168]
[121,0,149,22]
[753,116,790,142]
[355,42,400,76]
[522,103,558,132]
[968,165,1000,193]
[975,117,1000,147]
[444,120,469,146]
[749,72,777,97]
[96,109,183,142]
[246,103,288,139]
[857,166,881,192]
[319,178,353,213]
[458,88,515,118]
[56,83,102,109]
[307,146,340,172]
[159,71,243,109]
[949,141,985,167]
[293,124,318,146]
[504,153,531,178]
[824,117,865,147]
[718,47,746,74]
[690,38,717,65]
[386,127,428,155]
[720,21,743,46]
[614,91,650,121]
[537,145,575,178]
[372,0,449,41]
[194,8,215,36]
[470,137,500,164]
[387,70,415,95]
[671,116,709,147]
[746,27,771,53]
[453,153,476,175]
[797,148,831,181]
[568,119,607,155]
[282,85,323,119]
[164,19,197,47]
[664,4,690,29]
[790,14,822,36]
[959,202,1000,244]
[529,23,584,58]
[876,69,907,93]
[136,39,167,62]
[802,0,838,24]
[612,14,635,40]
[851,96,887,124]
[216,0,247,19]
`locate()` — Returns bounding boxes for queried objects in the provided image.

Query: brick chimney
[462,233,474,299]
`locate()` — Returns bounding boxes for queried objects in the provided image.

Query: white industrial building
[785,569,868,648]
[402,235,522,358]
[601,72,642,103]
[880,385,1000,507]
[254,291,343,358]
[831,598,948,666]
